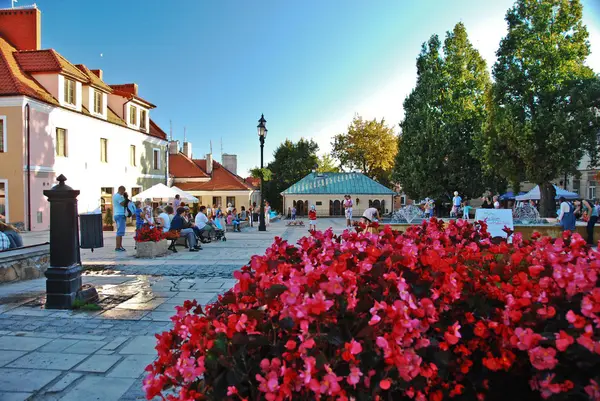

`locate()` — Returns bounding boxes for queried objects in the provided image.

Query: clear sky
[3,0,600,176]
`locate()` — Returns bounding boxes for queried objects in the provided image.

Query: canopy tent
[515,185,579,201]
[131,183,199,203]
[170,186,199,203]
[499,191,526,201]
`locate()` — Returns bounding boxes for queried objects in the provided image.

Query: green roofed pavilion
[281,172,395,195]
[281,172,396,217]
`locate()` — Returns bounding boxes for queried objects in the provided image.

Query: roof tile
[282,173,396,195]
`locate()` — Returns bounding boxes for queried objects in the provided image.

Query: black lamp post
[258,114,267,232]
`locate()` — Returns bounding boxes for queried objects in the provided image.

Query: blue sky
[3,0,600,175]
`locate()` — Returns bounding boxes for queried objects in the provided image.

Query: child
[462,201,472,220]
[308,205,317,231]
[134,201,144,231]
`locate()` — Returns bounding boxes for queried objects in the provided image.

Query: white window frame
[0,115,6,153]
[140,109,147,130]
[130,145,136,166]
[64,78,76,105]
[56,128,67,157]
[0,178,9,223]
[152,148,160,170]
[130,105,137,126]
[589,186,596,200]
[93,90,103,115]
[100,138,108,163]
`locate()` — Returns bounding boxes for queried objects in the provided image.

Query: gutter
[25,103,31,231]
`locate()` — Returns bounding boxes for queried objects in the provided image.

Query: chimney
[109,83,138,96]
[0,7,42,51]
[206,153,213,175]
[222,154,237,175]
[168,140,179,155]
[90,69,103,80]
[182,142,192,158]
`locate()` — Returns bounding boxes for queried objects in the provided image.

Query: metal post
[259,136,266,231]
[43,175,82,309]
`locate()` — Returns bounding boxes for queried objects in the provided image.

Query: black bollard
[43,174,82,309]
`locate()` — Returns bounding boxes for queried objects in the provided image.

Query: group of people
[557,197,600,245]
[111,186,263,253]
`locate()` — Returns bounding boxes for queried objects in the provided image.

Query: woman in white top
[361,207,379,224]
[343,195,353,228]
[155,207,171,232]
[264,201,271,226]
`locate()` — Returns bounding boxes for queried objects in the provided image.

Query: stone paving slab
[74,354,122,373]
[0,335,52,351]
[45,373,83,393]
[0,392,33,401]
[0,350,27,367]
[58,376,135,401]
[7,352,88,370]
[107,354,156,378]
[0,368,62,392]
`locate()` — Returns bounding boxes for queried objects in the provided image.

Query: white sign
[474,209,514,242]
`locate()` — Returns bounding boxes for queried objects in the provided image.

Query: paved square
[7,352,88,370]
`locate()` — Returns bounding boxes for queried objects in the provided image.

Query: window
[131,187,141,197]
[212,196,222,207]
[0,181,6,220]
[573,178,581,194]
[100,138,108,163]
[64,78,75,105]
[129,105,137,125]
[140,109,147,129]
[316,201,322,206]
[130,145,136,166]
[226,197,236,207]
[589,181,597,199]
[56,128,67,157]
[153,149,160,170]
[400,195,407,205]
[0,116,5,152]
[94,90,103,114]
[100,187,113,213]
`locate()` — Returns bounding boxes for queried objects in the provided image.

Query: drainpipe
[25,103,31,231]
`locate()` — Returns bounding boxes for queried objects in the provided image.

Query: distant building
[0,6,168,230]
[281,172,396,216]
[168,141,260,208]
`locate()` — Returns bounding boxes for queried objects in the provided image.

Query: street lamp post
[257,114,267,232]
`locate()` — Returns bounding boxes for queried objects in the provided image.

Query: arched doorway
[381,200,386,214]
[296,200,305,216]
[333,200,342,216]
[329,200,333,216]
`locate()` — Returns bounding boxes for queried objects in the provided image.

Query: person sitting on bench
[194,205,214,242]
[170,207,201,252]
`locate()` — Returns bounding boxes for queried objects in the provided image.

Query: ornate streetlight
[257,114,267,232]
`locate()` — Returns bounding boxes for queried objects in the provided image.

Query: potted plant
[134,224,168,258]
[102,208,114,231]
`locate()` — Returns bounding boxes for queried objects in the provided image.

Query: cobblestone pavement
[1,218,349,400]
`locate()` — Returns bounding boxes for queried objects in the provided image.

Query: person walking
[451,191,462,218]
[308,205,317,231]
[343,195,353,228]
[582,199,598,245]
[291,206,296,221]
[558,197,576,232]
[112,186,127,252]
[264,201,271,226]
[462,201,473,220]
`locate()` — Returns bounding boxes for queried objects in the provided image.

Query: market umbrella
[170,186,199,203]
[132,183,181,201]
[515,185,579,201]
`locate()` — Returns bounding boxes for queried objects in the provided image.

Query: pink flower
[554,331,574,352]
[346,366,363,387]
[510,327,542,351]
[444,322,461,345]
[529,346,558,370]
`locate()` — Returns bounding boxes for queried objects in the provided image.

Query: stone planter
[136,239,168,258]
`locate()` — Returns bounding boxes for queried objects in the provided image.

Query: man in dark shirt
[171,207,201,252]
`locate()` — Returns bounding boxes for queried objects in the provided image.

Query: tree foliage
[479,0,599,216]
[316,154,340,173]
[250,167,272,182]
[263,139,319,211]
[332,115,397,185]
[393,23,505,202]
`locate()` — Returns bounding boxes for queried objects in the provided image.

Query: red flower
[529,346,558,370]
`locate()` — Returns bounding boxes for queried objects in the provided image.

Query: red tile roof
[149,119,167,140]
[244,177,260,188]
[0,37,57,104]
[169,153,209,178]
[15,49,89,82]
[110,83,155,108]
[75,64,112,92]
[170,153,254,191]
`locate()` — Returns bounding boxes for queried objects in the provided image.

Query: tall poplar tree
[394,23,503,202]
[481,0,599,217]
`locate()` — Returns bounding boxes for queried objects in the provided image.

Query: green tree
[316,154,340,173]
[332,115,397,185]
[394,24,504,202]
[263,139,319,211]
[480,0,599,217]
[249,167,272,182]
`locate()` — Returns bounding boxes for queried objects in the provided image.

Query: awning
[515,185,579,201]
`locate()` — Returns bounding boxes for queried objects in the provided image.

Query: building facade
[0,6,168,230]
[168,141,260,209]
[281,172,396,217]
